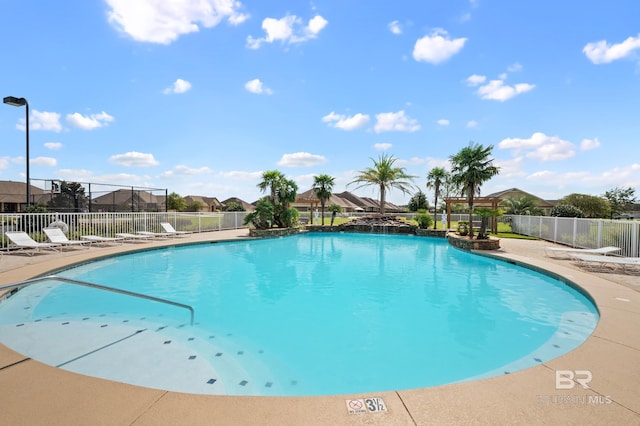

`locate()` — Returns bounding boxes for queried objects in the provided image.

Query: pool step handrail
[0,275,194,325]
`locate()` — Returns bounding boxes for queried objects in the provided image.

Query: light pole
[3,96,30,209]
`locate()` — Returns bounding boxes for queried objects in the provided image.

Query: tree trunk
[321,201,326,225]
[468,193,474,238]
[380,186,386,215]
[433,192,439,229]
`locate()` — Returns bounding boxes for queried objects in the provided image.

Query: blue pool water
[0,233,598,396]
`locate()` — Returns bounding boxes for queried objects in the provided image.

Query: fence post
[632,221,639,257]
[572,218,578,247]
[538,216,543,238]
[597,220,603,248]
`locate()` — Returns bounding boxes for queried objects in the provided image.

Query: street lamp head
[4,95,30,208]
[3,96,27,107]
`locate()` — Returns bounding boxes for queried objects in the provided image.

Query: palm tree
[449,143,500,238]
[312,174,335,225]
[257,170,285,205]
[500,195,543,216]
[257,170,298,227]
[328,203,343,225]
[349,154,416,214]
[426,167,449,229]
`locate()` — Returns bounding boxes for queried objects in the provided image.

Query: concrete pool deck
[0,230,638,425]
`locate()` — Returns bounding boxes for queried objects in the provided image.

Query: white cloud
[95,173,147,185]
[160,165,213,178]
[246,14,328,49]
[467,67,533,101]
[277,152,326,167]
[437,119,450,126]
[374,110,420,133]
[44,142,62,150]
[374,143,392,151]
[106,0,249,45]
[580,138,601,150]
[466,74,486,86]
[31,157,57,167]
[413,29,467,64]
[163,78,192,94]
[523,164,640,192]
[322,112,370,130]
[110,151,159,167]
[244,79,273,95]
[57,168,93,178]
[466,120,478,128]
[0,157,9,170]
[218,170,263,180]
[583,34,640,64]
[475,79,535,101]
[17,110,62,132]
[507,63,523,72]
[306,15,328,37]
[66,112,114,130]
[494,157,526,178]
[388,20,402,35]
[498,132,575,161]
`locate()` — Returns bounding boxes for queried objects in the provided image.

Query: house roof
[484,187,555,207]
[92,189,161,204]
[334,191,378,209]
[185,195,223,208]
[221,197,255,211]
[360,196,402,212]
[295,189,362,211]
[0,181,48,203]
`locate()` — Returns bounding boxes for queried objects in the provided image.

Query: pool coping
[0,230,638,425]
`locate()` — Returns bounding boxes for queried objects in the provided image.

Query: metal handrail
[0,275,194,325]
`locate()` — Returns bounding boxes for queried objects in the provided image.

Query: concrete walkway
[0,231,638,425]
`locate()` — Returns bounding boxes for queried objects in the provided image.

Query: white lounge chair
[570,253,640,274]
[116,233,155,242]
[137,231,174,239]
[5,231,61,255]
[160,222,191,236]
[544,245,621,259]
[80,235,124,246]
[44,228,90,250]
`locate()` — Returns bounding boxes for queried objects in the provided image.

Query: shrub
[415,213,433,229]
[280,207,299,228]
[243,199,274,229]
[225,201,245,212]
[550,204,585,218]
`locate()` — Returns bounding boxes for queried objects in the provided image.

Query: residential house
[0,180,49,212]
[294,189,405,214]
[221,197,255,211]
[92,189,165,212]
[484,188,556,215]
[184,195,223,212]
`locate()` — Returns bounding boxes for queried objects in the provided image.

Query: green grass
[304,217,539,240]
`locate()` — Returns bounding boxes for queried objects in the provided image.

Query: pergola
[444,197,500,234]
[294,193,320,224]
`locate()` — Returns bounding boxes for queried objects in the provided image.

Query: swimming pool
[0,233,598,396]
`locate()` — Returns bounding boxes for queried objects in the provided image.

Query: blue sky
[2,0,639,205]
